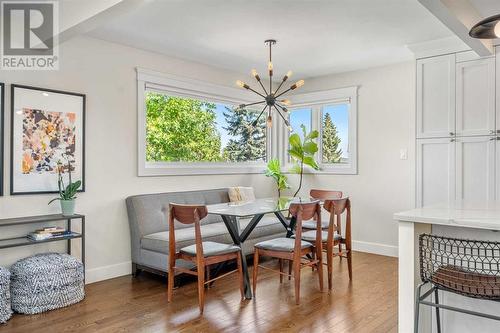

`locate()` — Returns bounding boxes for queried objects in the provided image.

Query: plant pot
[60,199,76,216]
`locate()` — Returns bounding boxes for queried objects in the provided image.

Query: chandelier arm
[275,103,288,112]
[274,86,293,99]
[256,78,268,95]
[239,100,266,109]
[253,104,268,125]
[274,79,287,96]
[247,86,267,99]
[273,105,289,125]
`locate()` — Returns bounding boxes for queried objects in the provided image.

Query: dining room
[2,1,500,332]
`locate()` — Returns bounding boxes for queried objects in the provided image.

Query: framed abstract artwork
[10,85,85,195]
[0,82,4,196]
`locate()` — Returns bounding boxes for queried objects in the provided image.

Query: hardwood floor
[1,252,397,333]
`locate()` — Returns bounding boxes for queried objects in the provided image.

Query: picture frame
[0,82,4,196]
[10,84,85,195]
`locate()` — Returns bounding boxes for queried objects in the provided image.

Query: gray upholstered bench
[10,253,85,314]
[0,266,12,324]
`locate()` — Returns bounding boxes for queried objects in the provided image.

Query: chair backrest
[323,198,351,244]
[167,203,208,258]
[419,233,500,300]
[310,189,343,200]
[289,201,322,255]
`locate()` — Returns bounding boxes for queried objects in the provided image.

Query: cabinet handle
[449,132,455,136]
[450,138,456,142]
[491,130,496,134]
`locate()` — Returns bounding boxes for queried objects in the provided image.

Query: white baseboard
[352,240,398,257]
[84,241,397,284]
[85,261,131,284]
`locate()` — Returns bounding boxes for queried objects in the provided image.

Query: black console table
[0,214,85,269]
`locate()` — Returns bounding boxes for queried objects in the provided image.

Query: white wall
[0,36,414,282]
[0,36,275,283]
[291,62,416,254]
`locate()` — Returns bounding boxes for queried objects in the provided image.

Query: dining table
[206,196,327,299]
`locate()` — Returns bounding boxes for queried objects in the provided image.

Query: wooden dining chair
[320,198,352,289]
[166,203,244,314]
[252,201,324,305]
[302,189,343,230]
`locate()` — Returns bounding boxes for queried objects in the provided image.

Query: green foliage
[48,160,81,205]
[145,93,222,162]
[222,106,266,162]
[322,113,343,163]
[288,124,320,197]
[265,158,290,197]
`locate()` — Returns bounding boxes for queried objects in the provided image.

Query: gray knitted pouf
[0,266,12,323]
[10,253,85,314]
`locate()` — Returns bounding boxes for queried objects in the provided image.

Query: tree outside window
[145,92,266,163]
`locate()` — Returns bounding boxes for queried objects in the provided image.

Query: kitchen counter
[395,201,500,333]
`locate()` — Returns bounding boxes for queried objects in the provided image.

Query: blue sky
[212,102,349,158]
[290,104,349,158]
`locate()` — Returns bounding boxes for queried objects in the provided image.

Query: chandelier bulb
[268,62,273,71]
[236,80,249,89]
[281,99,291,106]
[283,70,292,81]
[251,69,260,81]
[266,115,272,128]
[296,79,305,88]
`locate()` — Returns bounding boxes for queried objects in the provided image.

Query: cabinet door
[456,58,495,137]
[416,138,455,207]
[455,136,495,201]
[416,54,456,139]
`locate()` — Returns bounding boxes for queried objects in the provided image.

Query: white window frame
[137,68,272,176]
[282,86,358,174]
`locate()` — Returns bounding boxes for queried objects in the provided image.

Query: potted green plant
[265,158,290,197]
[48,159,81,216]
[289,124,320,197]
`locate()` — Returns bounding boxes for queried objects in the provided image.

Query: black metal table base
[220,212,290,299]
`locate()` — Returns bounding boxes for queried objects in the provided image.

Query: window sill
[139,162,267,176]
[283,163,357,175]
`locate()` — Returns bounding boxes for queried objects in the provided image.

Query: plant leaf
[289,133,301,148]
[289,163,302,174]
[303,141,318,154]
[303,156,320,170]
[308,130,319,139]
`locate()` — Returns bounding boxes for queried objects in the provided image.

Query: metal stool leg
[415,283,424,333]
[434,289,441,333]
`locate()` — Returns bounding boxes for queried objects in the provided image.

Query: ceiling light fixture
[469,14,500,39]
[235,39,304,131]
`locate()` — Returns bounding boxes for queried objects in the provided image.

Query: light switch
[400,148,408,160]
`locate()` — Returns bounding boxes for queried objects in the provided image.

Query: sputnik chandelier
[236,39,304,131]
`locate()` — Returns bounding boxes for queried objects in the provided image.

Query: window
[284,86,358,174]
[137,68,356,176]
[321,103,349,164]
[137,68,271,176]
[145,92,266,163]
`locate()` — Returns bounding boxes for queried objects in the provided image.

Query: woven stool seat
[10,253,85,314]
[432,265,500,300]
[0,266,12,323]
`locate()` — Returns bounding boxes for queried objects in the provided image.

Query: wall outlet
[400,148,408,160]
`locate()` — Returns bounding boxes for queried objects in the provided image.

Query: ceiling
[88,0,454,78]
[470,0,500,18]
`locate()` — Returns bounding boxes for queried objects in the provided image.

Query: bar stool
[166,203,244,314]
[415,234,500,332]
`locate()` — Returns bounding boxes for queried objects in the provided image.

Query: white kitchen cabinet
[416,138,455,207]
[455,136,495,201]
[416,54,456,139]
[456,58,495,137]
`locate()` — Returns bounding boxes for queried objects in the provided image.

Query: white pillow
[228,187,255,202]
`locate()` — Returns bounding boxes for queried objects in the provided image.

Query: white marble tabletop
[394,201,500,231]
